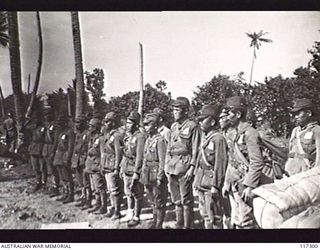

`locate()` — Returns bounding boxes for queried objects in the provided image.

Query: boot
[111,195,122,220]
[121,196,134,222]
[41,181,47,192]
[80,188,93,210]
[128,199,142,227]
[175,205,184,229]
[48,186,60,197]
[105,207,115,218]
[31,182,42,193]
[88,194,101,213]
[93,192,108,215]
[62,182,74,204]
[204,220,213,229]
[156,208,166,229]
[148,207,157,229]
[56,185,69,201]
[183,205,193,229]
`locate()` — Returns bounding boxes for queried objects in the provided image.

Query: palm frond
[259,38,273,43]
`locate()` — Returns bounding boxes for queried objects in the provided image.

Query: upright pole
[138,42,144,118]
[27,73,31,94]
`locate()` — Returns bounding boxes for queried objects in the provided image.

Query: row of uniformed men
[28,95,320,229]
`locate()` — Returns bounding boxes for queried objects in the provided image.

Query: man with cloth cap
[194,104,228,229]
[84,118,108,214]
[71,115,90,208]
[222,96,272,229]
[120,111,146,227]
[165,96,201,229]
[141,112,168,229]
[52,115,75,203]
[100,112,124,220]
[285,98,320,176]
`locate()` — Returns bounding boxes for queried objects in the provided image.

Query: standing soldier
[120,111,146,227]
[141,112,168,229]
[285,98,320,176]
[71,116,90,208]
[222,96,271,229]
[100,112,123,220]
[194,104,228,229]
[84,118,108,214]
[153,108,171,143]
[41,109,60,197]
[165,97,201,229]
[4,112,17,153]
[28,112,46,192]
[53,115,75,204]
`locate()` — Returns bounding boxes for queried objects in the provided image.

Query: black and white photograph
[0,10,320,235]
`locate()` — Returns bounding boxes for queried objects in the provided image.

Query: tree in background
[71,12,85,120]
[246,31,273,85]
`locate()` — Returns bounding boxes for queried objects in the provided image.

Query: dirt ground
[0,158,203,229]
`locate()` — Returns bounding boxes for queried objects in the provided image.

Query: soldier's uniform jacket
[194,130,228,191]
[100,129,124,173]
[224,121,270,193]
[42,122,58,159]
[285,121,320,176]
[28,125,45,156]
[158,125,171,143]
[71,129,89,168]
[53,128,75,166]
[141,133,167,185]
[120,130,146,176]
[165,119,201,175]
[84,131,101,174]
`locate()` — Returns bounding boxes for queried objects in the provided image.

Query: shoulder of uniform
[244,126,260,139]
[312,125,320,134]
[185,119,198,128]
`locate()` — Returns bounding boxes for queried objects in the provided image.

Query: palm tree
[246,30,273,85]
[25,11,43,119]
[71,12,85,119]
[7,12,24,135]
[0,11,9,119]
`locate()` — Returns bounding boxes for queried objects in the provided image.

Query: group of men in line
[26,95,320,229]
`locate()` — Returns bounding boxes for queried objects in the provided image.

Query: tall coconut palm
[246,30,273,85]
[0,11,9,119]
[71,12,85,119]
[7,12,24,136]
[25,11,43,119]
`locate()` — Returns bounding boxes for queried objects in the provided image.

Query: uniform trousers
[167,174,194,206]
[145,179,168,209]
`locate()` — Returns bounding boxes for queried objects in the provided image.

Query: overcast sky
[0,11,319,99]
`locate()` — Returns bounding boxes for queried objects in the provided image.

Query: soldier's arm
[67,130,75,163]
[157,137,167,180]
[213,135,228,190]
[88,136,100,156]
[313,126,320,168]
[52,128,60,157]
[242,128,265,188]
[114,132,123,171]
[190,124,201,168]
[133,133,146,176]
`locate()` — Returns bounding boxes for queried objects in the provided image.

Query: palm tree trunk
[25,11,43,119]
[138,42,144,118]
[7,12,24,133]
[249,47,256,85]
[71,11,85,119]
[0,82,5,119]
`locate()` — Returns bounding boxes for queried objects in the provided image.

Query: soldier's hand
[156,179,162,187]
[132,173,139,181]
[119,171,124,179]
[184,166,194,182]
[114,169,119,176]
[241,186,253,203]
[210,186,219,197]
[222,185,228,198]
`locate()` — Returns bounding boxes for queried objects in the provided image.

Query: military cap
[103,112,117,122]
[127,111,141,124]
[219,108,229,118]
[225,96,246,109]
[89,118,101,126]
[197,104,220,120]
[173,97,190,109]
[291,98,313,112]
[143,113,160,125]
[153,107,164,116]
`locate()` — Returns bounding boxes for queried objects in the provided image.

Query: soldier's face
[294,110,310,126]
[173,107,186,122]
[126,119,135,133]
[104,120,113,131]
[199,116,214,133]
[227,110,240,127]
[144,122,157,134]
[219,116,230,130]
